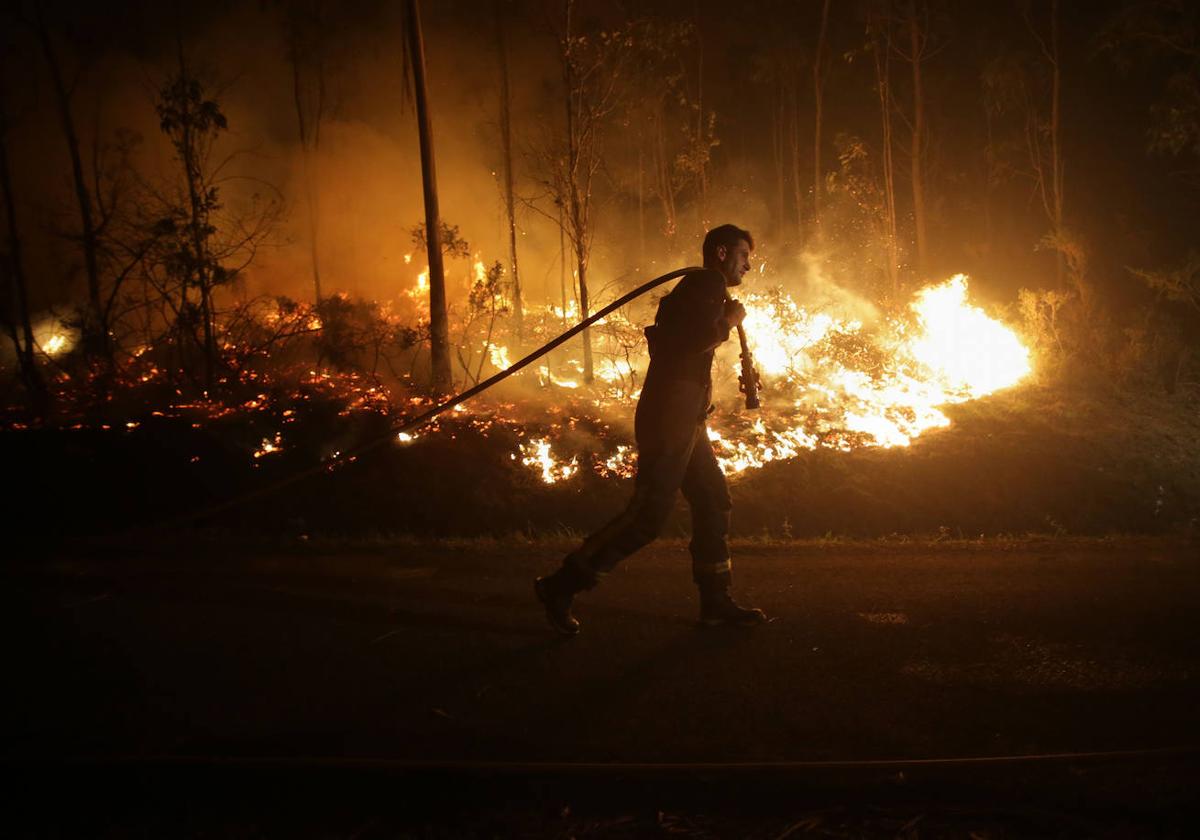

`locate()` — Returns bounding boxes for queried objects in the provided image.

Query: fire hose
[148,265,761,530]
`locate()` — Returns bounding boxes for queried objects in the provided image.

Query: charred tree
[404,0,452,392]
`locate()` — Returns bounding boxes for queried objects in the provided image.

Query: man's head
[702,224,754,287]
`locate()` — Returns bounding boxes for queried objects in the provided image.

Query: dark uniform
[563,268,735,589]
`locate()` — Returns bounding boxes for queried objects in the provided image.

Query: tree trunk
[562,0,593,383]
[175,48,218,393]
[872,14,900,295]
[1049,0,1064,289]
[559,201,567,328]
[289,25,324,303]
[495,0,523,339]
[789,79,803,242]
[0,96,48,417]
[693,16,708,227]
[771,79,785,239]
[34,9,108,365]
[406,0,452,392]
[812,0,831,234]
[908,0,928,277]
[637,136,645,266]
[651,103,677,256]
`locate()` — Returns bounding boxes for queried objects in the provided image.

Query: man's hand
[722,299,747,329]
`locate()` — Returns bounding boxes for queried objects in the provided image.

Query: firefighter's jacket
[642,268,731,405]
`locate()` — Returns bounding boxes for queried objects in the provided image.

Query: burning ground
[5,265,1198,541]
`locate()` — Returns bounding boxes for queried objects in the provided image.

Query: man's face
[717,239,752,287]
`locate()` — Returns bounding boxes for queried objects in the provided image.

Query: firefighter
[535,224,767,635]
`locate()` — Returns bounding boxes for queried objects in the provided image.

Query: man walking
[535,224,767,634]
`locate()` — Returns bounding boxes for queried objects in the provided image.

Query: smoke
[790,251,882,324]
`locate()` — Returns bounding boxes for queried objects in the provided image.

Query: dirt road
[5,539,1196,765]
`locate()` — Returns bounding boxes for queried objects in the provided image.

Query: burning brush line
[468,274,1031,483]
[12,272,1028,489]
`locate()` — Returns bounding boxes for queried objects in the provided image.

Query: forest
[2,0,1198,538]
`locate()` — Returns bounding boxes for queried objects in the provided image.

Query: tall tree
[157,49,227,391]
[494,0,523,339]
[286,0,329,303]
[812,0,832,233]
[1022,0,1064,287]
[903,0,930,275]
[548,0,633,383]
[32,7,107,365]
[868,5,901,294]
[0,82,48,416]
[404,0,452,391]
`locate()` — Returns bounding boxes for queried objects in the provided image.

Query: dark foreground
[4,538,1197,836]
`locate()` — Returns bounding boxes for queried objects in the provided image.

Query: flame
[519,438,578,483]
[907,275,1031,396]
[489,344,511,370]
[514,274,1031,483]
[43,335,69,355]
[34,318,75,357]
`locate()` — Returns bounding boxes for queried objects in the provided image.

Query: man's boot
[534,566,588,636]
[698,577,766,627]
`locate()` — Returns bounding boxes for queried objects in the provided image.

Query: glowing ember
[599,444,636,478]
[253,432,283,460]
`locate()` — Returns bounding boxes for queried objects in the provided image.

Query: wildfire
[511,274,1032,483]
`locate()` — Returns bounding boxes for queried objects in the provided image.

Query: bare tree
[32,7,108,365]
[494,0,523,339]
[536,1,634,383]
[151,52,281,391]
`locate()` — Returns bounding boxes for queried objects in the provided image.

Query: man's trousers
[563,379,733,587]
